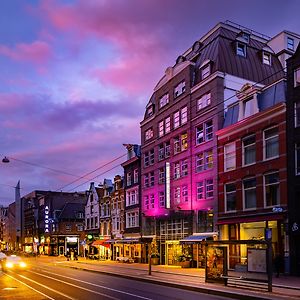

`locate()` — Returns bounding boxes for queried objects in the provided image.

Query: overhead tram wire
[56,153,127,192]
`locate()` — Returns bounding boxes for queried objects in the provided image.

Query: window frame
[197,92,211,111]
[243,177,257,210]
[158,120,164,137]
[225,182,237,212]
[205,179,213,198]
[264,172,280,207]
[236,42,247,57]
[242,135,256,166]
[145,128,154,141]
[287,37,294,51]
[263,126,279,160]
[159,93,169,109]
[294,68,300,88]
[201,64,211,80]
[224,142,236,171]
[174,81,186,98]
[196,181,204,200]
[262,51,271,66]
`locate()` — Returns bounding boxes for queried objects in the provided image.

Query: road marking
[3,273,56,300]
[27,270,119,300]
[29,269,153,300]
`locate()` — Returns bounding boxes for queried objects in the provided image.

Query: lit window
[145,128,154,141]
[181,133,188,151]
[243,135,256,165]
[264,127,279,160]
[181,106,188,124]
[174,187,181,204]
[197,92,211,110]
[201,64,210,80]
[296,143,300,175]
[174,111,180,128]
[174,81,186,98]
[264,172,279,207]
[295,102,300,127]
[206,179,213,198]
[224,142,236,171]
[196,149,213,172]
[205,149,213,169]
[159,191,165,207]
[287,37,294,51]
[182,185,188,202]
[165,117,171,133]
[243,178,256,209]
[225,183,236,212]
[159,93,169,108]
[237,42,246,57]
[294,68,300,87]
[158,120,164,137]
[196,181,204,200]
[263,52,271,65]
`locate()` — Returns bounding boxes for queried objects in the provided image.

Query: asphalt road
[0,258,228,300]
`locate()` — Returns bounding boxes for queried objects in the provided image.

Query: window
[174,136,181,154]
[159,191,165,207]
[174,162,180,179]
[196,182,204,200]
[145,128,154,141]
[181,133,188,151]
[150,171,154,186]
[264,127,279,159]
[225,183,236,212]
[243,178,256,209]
[165,117,171,133]
[77,224,84,231]
[243,135,256,165]
[181,159,188,176]
[295,102,300,126]
[294,68,300,87]
[149,149,154,165]
[174,187,181,204]
[127,172,132,186]
[159,93,169,108]
[66,224,71,231]
[159,168,165,184]
[134,169,138,183]
[146,105,153,117]
[263,52,271,65]
[126,189,138,206]
[145,195,149,210]
[236,42,246,57]
[159,120,164,137]
[158,144,164,161]
[206,179,213,198]
[201,64,210,80]
[126,211,139,228]
[181,106,187,124]
[287,37,294,51]
[182,185,188,202]
[144,152,149,167]
[144,174,149,188]
[174,111,180,129]
[150,194,155,209]
[196,120,213,145]
[174,81,186,98]
[264,172,279,207]
[165,141,171,157]
[196,149,213,172]
[224,142,236,171]
[243,97,256,118]
[197,92,211,110]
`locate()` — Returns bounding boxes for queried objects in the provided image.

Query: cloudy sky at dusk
[0,0,299,206]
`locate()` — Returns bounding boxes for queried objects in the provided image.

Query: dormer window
[241,32,250,43]
[236,42,246,57]
[294,68,300,87]
[146,105,154,117]
[287,37,294,51]
[201,64,210,80]
[159,93,169,109]
[174,81,186,98]
[263,52,271,66]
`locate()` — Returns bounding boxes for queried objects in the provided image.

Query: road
[0,258,228,300]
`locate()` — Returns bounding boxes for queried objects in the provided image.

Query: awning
[180,232,218,243]
[91,240,109,246]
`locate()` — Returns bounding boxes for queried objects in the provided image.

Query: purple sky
[1,0,299,206]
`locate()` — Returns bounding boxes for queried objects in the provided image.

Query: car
[1,255,27,272]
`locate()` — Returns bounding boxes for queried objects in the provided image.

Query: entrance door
[166,241,181,265]
[59,246,64,255]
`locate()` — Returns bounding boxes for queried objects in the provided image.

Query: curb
[62,263,281,300]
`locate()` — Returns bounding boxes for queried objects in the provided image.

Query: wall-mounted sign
[165,162,170,209]
[66,237,78,243]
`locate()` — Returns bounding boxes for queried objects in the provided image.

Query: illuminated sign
[66,237,78,243]
[165,162,170,208]
[45,205,49,233]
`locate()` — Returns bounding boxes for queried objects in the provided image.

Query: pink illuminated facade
[140,21,284,266]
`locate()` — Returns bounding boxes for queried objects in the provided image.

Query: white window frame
[182,185,188,202]
[165,141,171,158]
[149,149,154,165]
[196,181,204,200]
[174,111,180,129]
[264,172,280,207]
[127,172,132,186]
[145,195,149,210]
[294,68,300,88]
[159,191,165,207]
[242,135,256,166]
[224,142,236,171]
[197,92,211,110]
[243,177,256,210]
[263,127,279,160]
[134,169,138,184]
[181,159,188,177]
[165,117,171,133]
[158,120,164,137]
[263,52,271,65]
[174,136,181,154]
[150,171,154,186]
[144,174,149,188]
[159,167,165,184]
[158,144,164,161]
[181,106,187,124]
[225,183,236,212]
[201,64,210,80]
[236,42,246,57]
[174,187,181,204]
[174,162,180,179]
[174,81,186,98]
[150,194,155,209]
[145,128,153,141]
[206,179,213,198]
[159,93,169,108]
[287,37,294,51]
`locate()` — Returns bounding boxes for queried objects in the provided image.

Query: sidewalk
[50,256,300,300]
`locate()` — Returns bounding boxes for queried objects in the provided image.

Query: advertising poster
[247,248,267,273]
[206,246,227,283]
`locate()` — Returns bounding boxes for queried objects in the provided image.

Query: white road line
[29,269,153,300]
[3,273,56,300]
[27,270,119,300]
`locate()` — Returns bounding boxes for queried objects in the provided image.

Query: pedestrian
[274,252,283,277]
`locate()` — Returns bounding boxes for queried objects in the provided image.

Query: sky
[0,0,299,206]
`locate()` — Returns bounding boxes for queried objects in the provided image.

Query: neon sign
[165,162,170,208]
[45,205,49,233]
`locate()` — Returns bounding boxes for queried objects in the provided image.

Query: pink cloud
[0,40,52,65]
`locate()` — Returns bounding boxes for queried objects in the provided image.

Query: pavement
[46,256,300,300]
